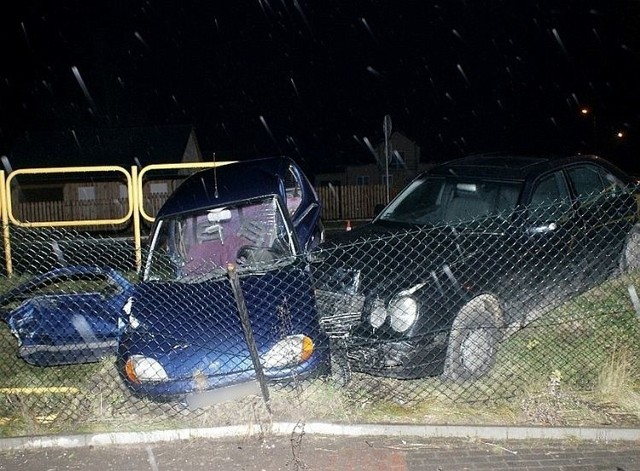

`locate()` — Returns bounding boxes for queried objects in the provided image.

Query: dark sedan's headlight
[368,299,387,330]
[367,292,420,333]
[388,295,418,333]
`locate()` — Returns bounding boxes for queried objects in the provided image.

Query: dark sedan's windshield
[378,177,522,225]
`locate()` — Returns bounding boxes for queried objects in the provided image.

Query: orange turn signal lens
[125,358,140,384]
[301,335,314,362]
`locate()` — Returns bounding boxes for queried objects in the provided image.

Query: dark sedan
[313,154,640,382]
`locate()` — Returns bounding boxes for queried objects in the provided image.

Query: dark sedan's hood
[313,221,501,299]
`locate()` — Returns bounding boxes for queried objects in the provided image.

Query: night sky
[2,1,640,174]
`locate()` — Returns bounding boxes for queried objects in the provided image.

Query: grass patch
[291,272,640,427]
[0,271,637,436]
[595,345,640,414]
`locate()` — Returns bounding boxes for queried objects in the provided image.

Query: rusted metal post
[226,262,271,411]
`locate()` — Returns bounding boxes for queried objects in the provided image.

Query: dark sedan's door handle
[528,222,558,234]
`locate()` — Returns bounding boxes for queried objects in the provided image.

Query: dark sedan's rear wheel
[443,295,502,382]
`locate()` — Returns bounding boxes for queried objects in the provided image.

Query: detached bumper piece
[19,340,118,366]
[343,333,448,379]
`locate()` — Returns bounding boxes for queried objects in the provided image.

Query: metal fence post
[131,165,142,272]
[226,262,271,411]
[0,171,12,276]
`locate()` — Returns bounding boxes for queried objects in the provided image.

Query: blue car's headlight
[261,334,314,368]
[388,295,418,333]
[125,355,169,383]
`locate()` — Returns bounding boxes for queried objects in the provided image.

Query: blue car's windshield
[144,196,296,281]
[378,177,522,226]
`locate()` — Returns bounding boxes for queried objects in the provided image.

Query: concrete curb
[0,422,638,451]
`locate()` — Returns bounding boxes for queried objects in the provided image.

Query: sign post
[383,115,392,203]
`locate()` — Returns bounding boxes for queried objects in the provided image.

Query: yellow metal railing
[1,161,233,275]
[5,166,135,228]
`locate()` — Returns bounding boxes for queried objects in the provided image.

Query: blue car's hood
[313,219,513,300]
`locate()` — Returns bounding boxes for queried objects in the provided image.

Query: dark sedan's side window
[529,171,571,222]
[567,165,624,201]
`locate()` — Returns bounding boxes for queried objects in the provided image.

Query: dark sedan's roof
[426,153,626,182]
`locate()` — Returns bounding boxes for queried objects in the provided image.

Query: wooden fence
[316,183,403,221]
[16,199,131,232]
[15,193,173,233]
[14,184,404,231]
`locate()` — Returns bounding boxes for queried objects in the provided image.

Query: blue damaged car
[117,157,328,404]
[0,157,328,406]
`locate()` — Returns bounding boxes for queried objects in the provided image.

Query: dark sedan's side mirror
[373,203,386,216]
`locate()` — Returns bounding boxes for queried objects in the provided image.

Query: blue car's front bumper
[118,346,329,403]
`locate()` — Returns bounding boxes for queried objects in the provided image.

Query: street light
[580,107,597,152]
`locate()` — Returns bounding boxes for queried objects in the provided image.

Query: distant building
[9,124,202,170]
[6,125,204,230]
[314,132,430,189]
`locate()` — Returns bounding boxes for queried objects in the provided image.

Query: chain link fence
[0,201,639,437]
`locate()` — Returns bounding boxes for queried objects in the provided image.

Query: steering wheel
[236,245,278,265]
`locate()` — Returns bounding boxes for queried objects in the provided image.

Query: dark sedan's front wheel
[620,225,640,273]
[443,295,503,382]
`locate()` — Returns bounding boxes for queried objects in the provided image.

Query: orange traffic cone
[346,220,352,231]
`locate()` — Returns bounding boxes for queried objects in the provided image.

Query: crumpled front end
[119,267,329,401]
[315,270,454,379]
[337,330,448,379]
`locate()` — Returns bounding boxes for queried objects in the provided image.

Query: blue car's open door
[0,266,134,366]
